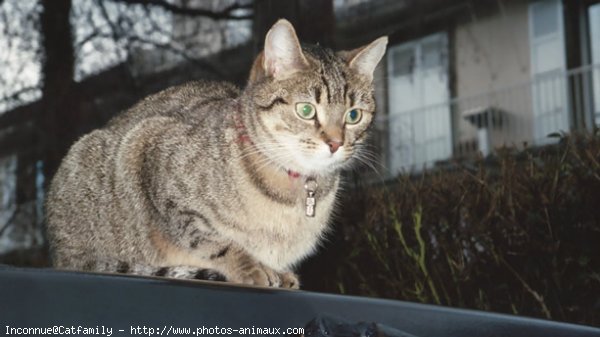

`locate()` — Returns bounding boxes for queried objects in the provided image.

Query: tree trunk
[39,0,76,181]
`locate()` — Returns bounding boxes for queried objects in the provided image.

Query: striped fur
[46,20,387,288]
[83,260,226,281]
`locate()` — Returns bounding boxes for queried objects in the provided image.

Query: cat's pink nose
[327,140,342,153]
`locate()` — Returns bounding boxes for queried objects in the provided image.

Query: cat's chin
[282,161,343,178]
[282,153,347,177]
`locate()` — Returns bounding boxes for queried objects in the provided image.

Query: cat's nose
[327,140,342,153]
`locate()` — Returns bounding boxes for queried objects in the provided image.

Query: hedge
[301,132,600,327]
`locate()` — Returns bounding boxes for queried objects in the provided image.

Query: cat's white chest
[241,184,337,271]
[267,205,331,269]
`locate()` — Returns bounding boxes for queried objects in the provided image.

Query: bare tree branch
[75,30,101,50]
[109,0,253,20]
[0,86,41,104]
[0,205,19,238]
[95,0,129,62]
[77,30,226,78]
[123,34,226,78]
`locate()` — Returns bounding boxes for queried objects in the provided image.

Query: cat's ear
[261,19,309,80]
[341,37,388,81]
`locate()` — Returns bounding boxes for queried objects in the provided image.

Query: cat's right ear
[340,36,388,81]
[249,19,309,83]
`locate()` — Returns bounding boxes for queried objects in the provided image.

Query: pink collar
[287,170,301,179]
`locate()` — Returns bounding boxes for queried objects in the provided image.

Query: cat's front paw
[229,263,298,288]
[279,271,300,289]
[233,262,278,287]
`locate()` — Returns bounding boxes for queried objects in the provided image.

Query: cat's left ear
[263,19,309,80]
[249,19,309,83]
[341,37,388,81]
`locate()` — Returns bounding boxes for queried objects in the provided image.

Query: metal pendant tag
[304,178,318,217]
[306,192,316,217]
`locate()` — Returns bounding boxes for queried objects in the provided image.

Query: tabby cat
[46,19,387,288]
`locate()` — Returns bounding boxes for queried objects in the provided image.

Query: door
[529,0,569,144]
[387,33,451,173]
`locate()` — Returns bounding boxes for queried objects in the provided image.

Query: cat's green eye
[296,103,316,120]
[345,109,362,124]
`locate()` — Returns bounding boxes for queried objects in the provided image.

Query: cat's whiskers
[355,146,386,170]
[245,139,385,180]
[349,149,388,183]
[240,141,297,170]
[353,153,383,176]
[234,139,294,161]
[251,151,300,179]
[235,143,289,161]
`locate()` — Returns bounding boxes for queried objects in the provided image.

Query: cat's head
[244,19,387,177]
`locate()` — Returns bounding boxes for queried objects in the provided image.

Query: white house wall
[453,1,533,148]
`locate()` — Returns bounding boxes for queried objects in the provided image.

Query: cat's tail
[66,259,227,282]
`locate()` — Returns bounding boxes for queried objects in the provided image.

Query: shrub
[301,132,600,327]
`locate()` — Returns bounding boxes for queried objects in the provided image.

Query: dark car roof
[1,266,599,337]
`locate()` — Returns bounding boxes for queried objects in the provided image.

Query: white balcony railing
[372,64,600,177]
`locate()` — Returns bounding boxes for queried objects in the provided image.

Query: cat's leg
[78,258,226,281]
[150,197,299,288]
[94,260,226,281]
[52,250,226,281]
[154,235,300,288]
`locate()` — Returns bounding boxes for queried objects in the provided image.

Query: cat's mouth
[280,150,347,177]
